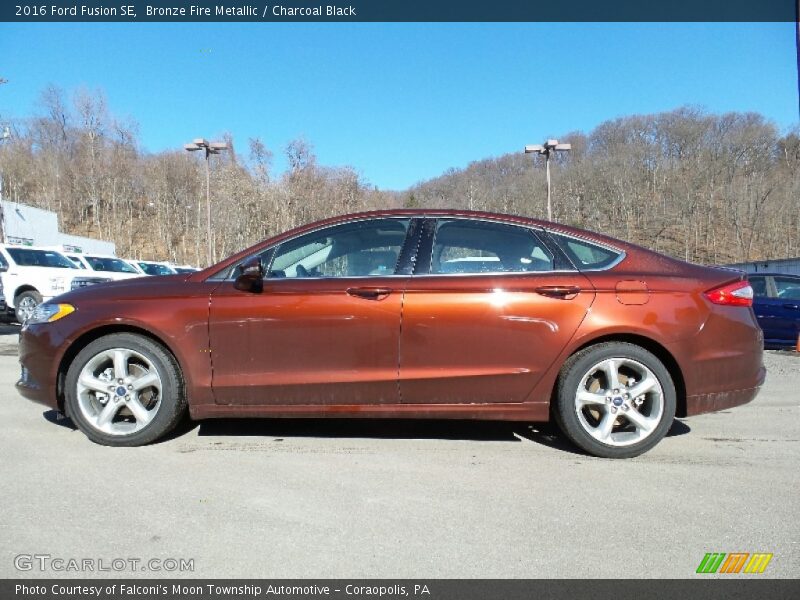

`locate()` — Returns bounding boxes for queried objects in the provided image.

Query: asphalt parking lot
[0,324,797,579]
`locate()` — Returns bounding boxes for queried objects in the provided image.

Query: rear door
[398,218,595,405]
[749,276,777,341]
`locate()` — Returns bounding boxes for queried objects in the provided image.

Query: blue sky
[1,22,797,190]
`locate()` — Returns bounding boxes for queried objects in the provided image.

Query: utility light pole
[524,139,571,222]
[184,138,228,266]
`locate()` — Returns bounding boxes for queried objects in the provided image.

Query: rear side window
[749,276,768,298]
[549,233,623,270]
[430,220,554,274]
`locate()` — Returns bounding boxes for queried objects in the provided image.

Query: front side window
[6,248,77,269]
[429,220,554,275]
[269,218,411,279]
[774,276,800,301]
[549,233,623,270]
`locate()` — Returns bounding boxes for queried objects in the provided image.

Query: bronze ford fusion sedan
[17,210,765,458]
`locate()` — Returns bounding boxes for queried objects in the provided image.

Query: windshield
[6,248,78,269]
[86,256,139,273]
[138,262,176,276]
[67,256,86,269]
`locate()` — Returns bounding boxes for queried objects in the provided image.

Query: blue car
[749,273,800,349]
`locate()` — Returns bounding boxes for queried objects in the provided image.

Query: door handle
[346,287,392,300]
[783,303,800,310]
[535,285,581,300]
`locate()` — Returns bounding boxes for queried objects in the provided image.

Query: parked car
[748,273,800,349]
[171,265,201,274]
[17,210,765,457]
[62,253,145,287]
[127,260,177,276]
[0,244,99,322]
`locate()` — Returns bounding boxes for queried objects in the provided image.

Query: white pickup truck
[0,245,95,322]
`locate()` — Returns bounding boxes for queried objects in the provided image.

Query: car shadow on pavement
[0,323,20,335]
[197,418,528,442]
[42,410,691,454]
[42,410,201,442]
[43,410,76,430]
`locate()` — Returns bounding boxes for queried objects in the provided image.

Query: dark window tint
[749,276,768,298]
[138,262,175,276]
[6,248,77,269]
[774,276,800,301]
[430,220,553,275]
[67,256,86,269]
[86,256,139,273]
[269,219,410,279]
[549,233,622,270]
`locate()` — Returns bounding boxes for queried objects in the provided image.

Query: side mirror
[234,258,264,292]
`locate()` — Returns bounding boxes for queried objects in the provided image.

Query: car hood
[78,271,145,281]
[54,273,193,303]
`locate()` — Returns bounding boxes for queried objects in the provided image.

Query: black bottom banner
[2,580,799,600]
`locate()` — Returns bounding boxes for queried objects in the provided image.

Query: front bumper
[16,322,63,410]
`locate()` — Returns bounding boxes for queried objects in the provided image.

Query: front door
[209,217,412,405]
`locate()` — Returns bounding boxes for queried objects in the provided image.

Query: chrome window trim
[216,215,414,282]
[545,229,627,272]
[212,214,627,281]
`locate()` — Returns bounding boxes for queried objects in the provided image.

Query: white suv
[0,245,83,322]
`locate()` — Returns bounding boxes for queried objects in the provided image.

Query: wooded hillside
[0,87,797,266]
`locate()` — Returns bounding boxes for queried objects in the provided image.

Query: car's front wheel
[553,342,676,458]
[64,333,187,446]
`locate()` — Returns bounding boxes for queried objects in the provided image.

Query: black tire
[553,342,676,459]
[14,290,43,323]
[64,333,187,446]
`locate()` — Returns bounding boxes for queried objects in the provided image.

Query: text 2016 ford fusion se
[17,210,765,458]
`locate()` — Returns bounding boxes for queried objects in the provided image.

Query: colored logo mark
[696,552,773,574]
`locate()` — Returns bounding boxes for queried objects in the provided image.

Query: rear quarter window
[549,233,623,270]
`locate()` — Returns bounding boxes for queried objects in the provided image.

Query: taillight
[704,280,753,307]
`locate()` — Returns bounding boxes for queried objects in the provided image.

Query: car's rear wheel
[15,290,43,323]
[553,342,676,458]
[64,333,187,446]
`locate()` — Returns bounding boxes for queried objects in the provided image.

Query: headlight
[25,303,75,325]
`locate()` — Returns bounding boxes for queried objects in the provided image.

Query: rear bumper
[684,366,766,416]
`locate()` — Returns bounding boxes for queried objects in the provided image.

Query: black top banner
[2,0,798,22]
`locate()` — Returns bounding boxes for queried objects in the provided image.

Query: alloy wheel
[574,357,664,447]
